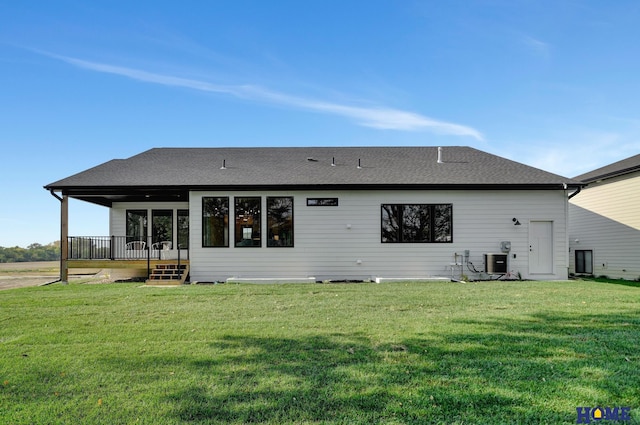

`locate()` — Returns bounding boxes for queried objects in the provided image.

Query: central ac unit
[484,253,507,274]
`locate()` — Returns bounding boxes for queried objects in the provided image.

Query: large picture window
[203,197,229,247]
[381,204,452,243]
[235,197,261,247]
[267,197,294,247]
[126,210,148,244]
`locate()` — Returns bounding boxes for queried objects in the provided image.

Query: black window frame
[202,197,229,248]
[575,249,593,274]
[235,197,262,248]
[151,209,173,246]
[126,209,148,244]
[267,197,294,247]
[177,209,189,249]
[381,203,453,243]
[307,198,338,206]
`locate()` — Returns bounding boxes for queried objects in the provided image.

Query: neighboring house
[569,153,640,280]
[45,146,582,283]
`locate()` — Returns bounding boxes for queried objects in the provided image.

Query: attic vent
[307,157,318,162]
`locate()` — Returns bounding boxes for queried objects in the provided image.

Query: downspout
[567,186,581,200]
[565,184,582,279]
[48,189,69,284]
[48,188,63,202]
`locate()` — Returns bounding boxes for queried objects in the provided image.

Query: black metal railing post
[146,237,151,280]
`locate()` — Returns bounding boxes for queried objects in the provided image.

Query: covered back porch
[65,235,189,284]
[46,184,191,284]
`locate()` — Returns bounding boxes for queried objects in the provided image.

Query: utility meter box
[485,253,508,274]
[500,241,511,252]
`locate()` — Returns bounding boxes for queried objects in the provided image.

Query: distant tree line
[0,242,60,263]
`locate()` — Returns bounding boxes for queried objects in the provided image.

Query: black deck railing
[67,236,189,262]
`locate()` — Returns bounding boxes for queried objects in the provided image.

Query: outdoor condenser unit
[484,253,508,274]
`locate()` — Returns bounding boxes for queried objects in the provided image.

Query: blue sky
[1,1,639,247]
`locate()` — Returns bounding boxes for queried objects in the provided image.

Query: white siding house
[183,189,568,282]
[569,154,640,280]
[46,146,582,282]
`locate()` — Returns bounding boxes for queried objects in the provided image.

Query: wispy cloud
[49,53,483,140]
[521,35,550,58]
[502,131,637,178]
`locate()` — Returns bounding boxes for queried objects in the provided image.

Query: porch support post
[60,194,69,284]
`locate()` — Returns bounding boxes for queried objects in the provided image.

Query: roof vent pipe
[220,159,226,170]
[331,157,336,166]
[357,158,362,169]
[437,147,444,164]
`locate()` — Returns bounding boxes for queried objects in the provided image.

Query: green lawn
[1,280,638,424]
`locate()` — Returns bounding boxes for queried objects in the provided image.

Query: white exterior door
[529,220,553,274]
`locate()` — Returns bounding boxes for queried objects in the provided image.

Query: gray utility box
[484,253,508,274]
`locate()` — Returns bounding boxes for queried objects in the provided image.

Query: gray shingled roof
[45,146,581,206]
[573,153,640,183]
[47,146,579,187]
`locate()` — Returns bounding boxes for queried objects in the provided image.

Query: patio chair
[151,241,172,251]
[151,241,172,259]
[125,240,146,258]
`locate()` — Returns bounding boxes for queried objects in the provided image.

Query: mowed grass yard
[1,280,638,424]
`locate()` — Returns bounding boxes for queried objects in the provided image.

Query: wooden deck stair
[146,263,189,285]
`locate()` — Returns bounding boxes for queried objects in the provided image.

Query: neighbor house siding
[189,189,569,282]
[569,172,640,280]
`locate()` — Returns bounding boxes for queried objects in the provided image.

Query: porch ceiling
[58,187,190,207]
